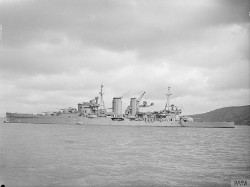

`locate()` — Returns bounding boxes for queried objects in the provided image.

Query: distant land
[190,105,250,125]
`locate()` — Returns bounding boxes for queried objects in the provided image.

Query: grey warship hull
[5,85,235,128]
[6,112,235,128]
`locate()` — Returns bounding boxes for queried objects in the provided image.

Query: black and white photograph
[0,0,249,186]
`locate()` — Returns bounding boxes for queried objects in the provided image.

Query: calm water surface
[0,122,249,187]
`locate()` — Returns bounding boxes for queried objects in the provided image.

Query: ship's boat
[5,85,235,128]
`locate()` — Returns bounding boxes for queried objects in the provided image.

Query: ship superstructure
[5,85,234,128]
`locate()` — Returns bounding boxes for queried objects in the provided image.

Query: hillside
[190,105,250,125]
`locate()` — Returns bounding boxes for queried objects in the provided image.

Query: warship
[5,85,235,128]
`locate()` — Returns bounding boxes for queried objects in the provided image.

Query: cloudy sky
[0,0,249,116]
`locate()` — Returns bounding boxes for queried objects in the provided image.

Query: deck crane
[137,92,146,104]
[139,101,154,107]
[133,92,145,114]
[137,92,154,109]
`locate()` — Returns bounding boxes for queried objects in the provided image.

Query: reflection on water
[0,123,250,187]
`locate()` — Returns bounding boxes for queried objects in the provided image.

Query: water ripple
[1,123,249,187]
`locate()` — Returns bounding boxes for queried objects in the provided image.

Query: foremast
[99,84,106,113]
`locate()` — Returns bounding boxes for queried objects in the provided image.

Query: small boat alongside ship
[5,85,235,128]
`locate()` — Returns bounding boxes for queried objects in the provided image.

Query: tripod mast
[165,85,172,111]
[99,84,105,110]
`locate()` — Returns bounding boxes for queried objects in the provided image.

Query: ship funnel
[112,97,122,117]
[130,97,137,116]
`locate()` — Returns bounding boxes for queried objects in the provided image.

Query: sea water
[0,122,249,187]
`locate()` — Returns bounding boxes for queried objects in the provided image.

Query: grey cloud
[1,0,248,50]
[1,41,136,76]
[1,0,248,75]
[0,0,249,116]
[207,61,250,91]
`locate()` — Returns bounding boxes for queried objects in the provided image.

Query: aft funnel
[112,97,122,117]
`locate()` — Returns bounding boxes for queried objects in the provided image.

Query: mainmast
[165,85,172,111]
[99,84,105,110]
